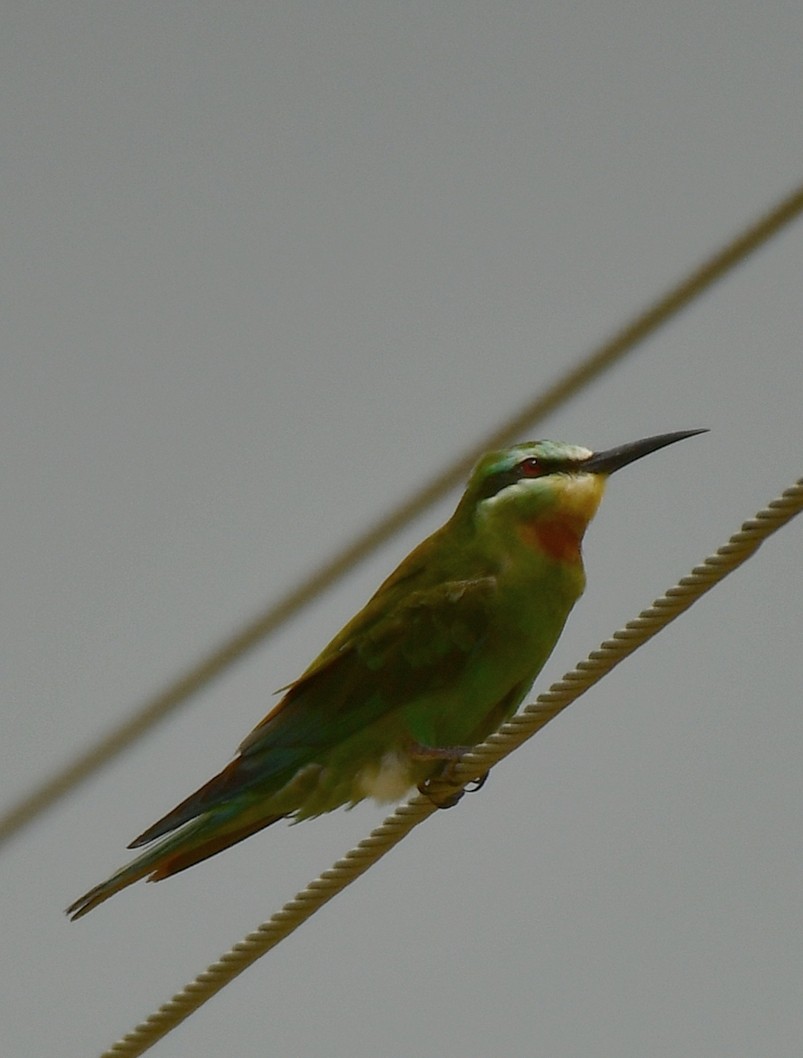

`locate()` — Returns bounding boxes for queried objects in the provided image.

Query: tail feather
[66,808,284,920]
[147,812,284,880]
[128,749,304,848]
[128,757,245,848]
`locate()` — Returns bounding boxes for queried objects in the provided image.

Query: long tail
[66,806,284,920]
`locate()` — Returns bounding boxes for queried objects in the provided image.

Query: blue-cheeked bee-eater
[68,429,704,918]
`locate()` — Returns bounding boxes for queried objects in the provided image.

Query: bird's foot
[410,743,489,809]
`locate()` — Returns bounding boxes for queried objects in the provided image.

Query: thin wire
[3,183,803,851]
[99,477,803,1058]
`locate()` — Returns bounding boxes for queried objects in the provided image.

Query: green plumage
[68,431,703,919]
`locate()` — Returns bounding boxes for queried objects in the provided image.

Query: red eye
[518,457,544,478]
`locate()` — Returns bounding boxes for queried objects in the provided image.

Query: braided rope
[100,478,803,1058]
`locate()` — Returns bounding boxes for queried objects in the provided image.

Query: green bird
[68,429,704,919]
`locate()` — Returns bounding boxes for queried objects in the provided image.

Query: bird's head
[461,430,706,564]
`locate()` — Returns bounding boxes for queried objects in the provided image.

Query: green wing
[238,572,499,755]
[131,566,498,845]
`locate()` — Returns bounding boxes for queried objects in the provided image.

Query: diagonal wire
[99,477,803,1058]
[2,181,803,850]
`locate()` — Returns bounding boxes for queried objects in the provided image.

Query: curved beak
[582,429,708,476]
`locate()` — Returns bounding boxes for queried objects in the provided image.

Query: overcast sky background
[2,4,802,1057]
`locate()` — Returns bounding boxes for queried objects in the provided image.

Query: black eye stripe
[477,467,524,501]
[477,459,569,501]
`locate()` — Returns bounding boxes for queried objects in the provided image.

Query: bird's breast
[517,514,585,563]
[517,473,605,564]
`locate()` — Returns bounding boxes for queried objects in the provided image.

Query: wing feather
[132,574,497,845]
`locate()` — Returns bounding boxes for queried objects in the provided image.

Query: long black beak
[582,429,707,475]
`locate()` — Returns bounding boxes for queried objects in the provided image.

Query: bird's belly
[354,750,416,803]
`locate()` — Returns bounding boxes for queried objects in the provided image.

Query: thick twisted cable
[3,183,802,851]
[100,477,803,1058]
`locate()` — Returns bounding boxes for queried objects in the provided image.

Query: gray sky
[2,4,802,1057]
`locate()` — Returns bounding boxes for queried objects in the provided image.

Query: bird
[67,429,705,919]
